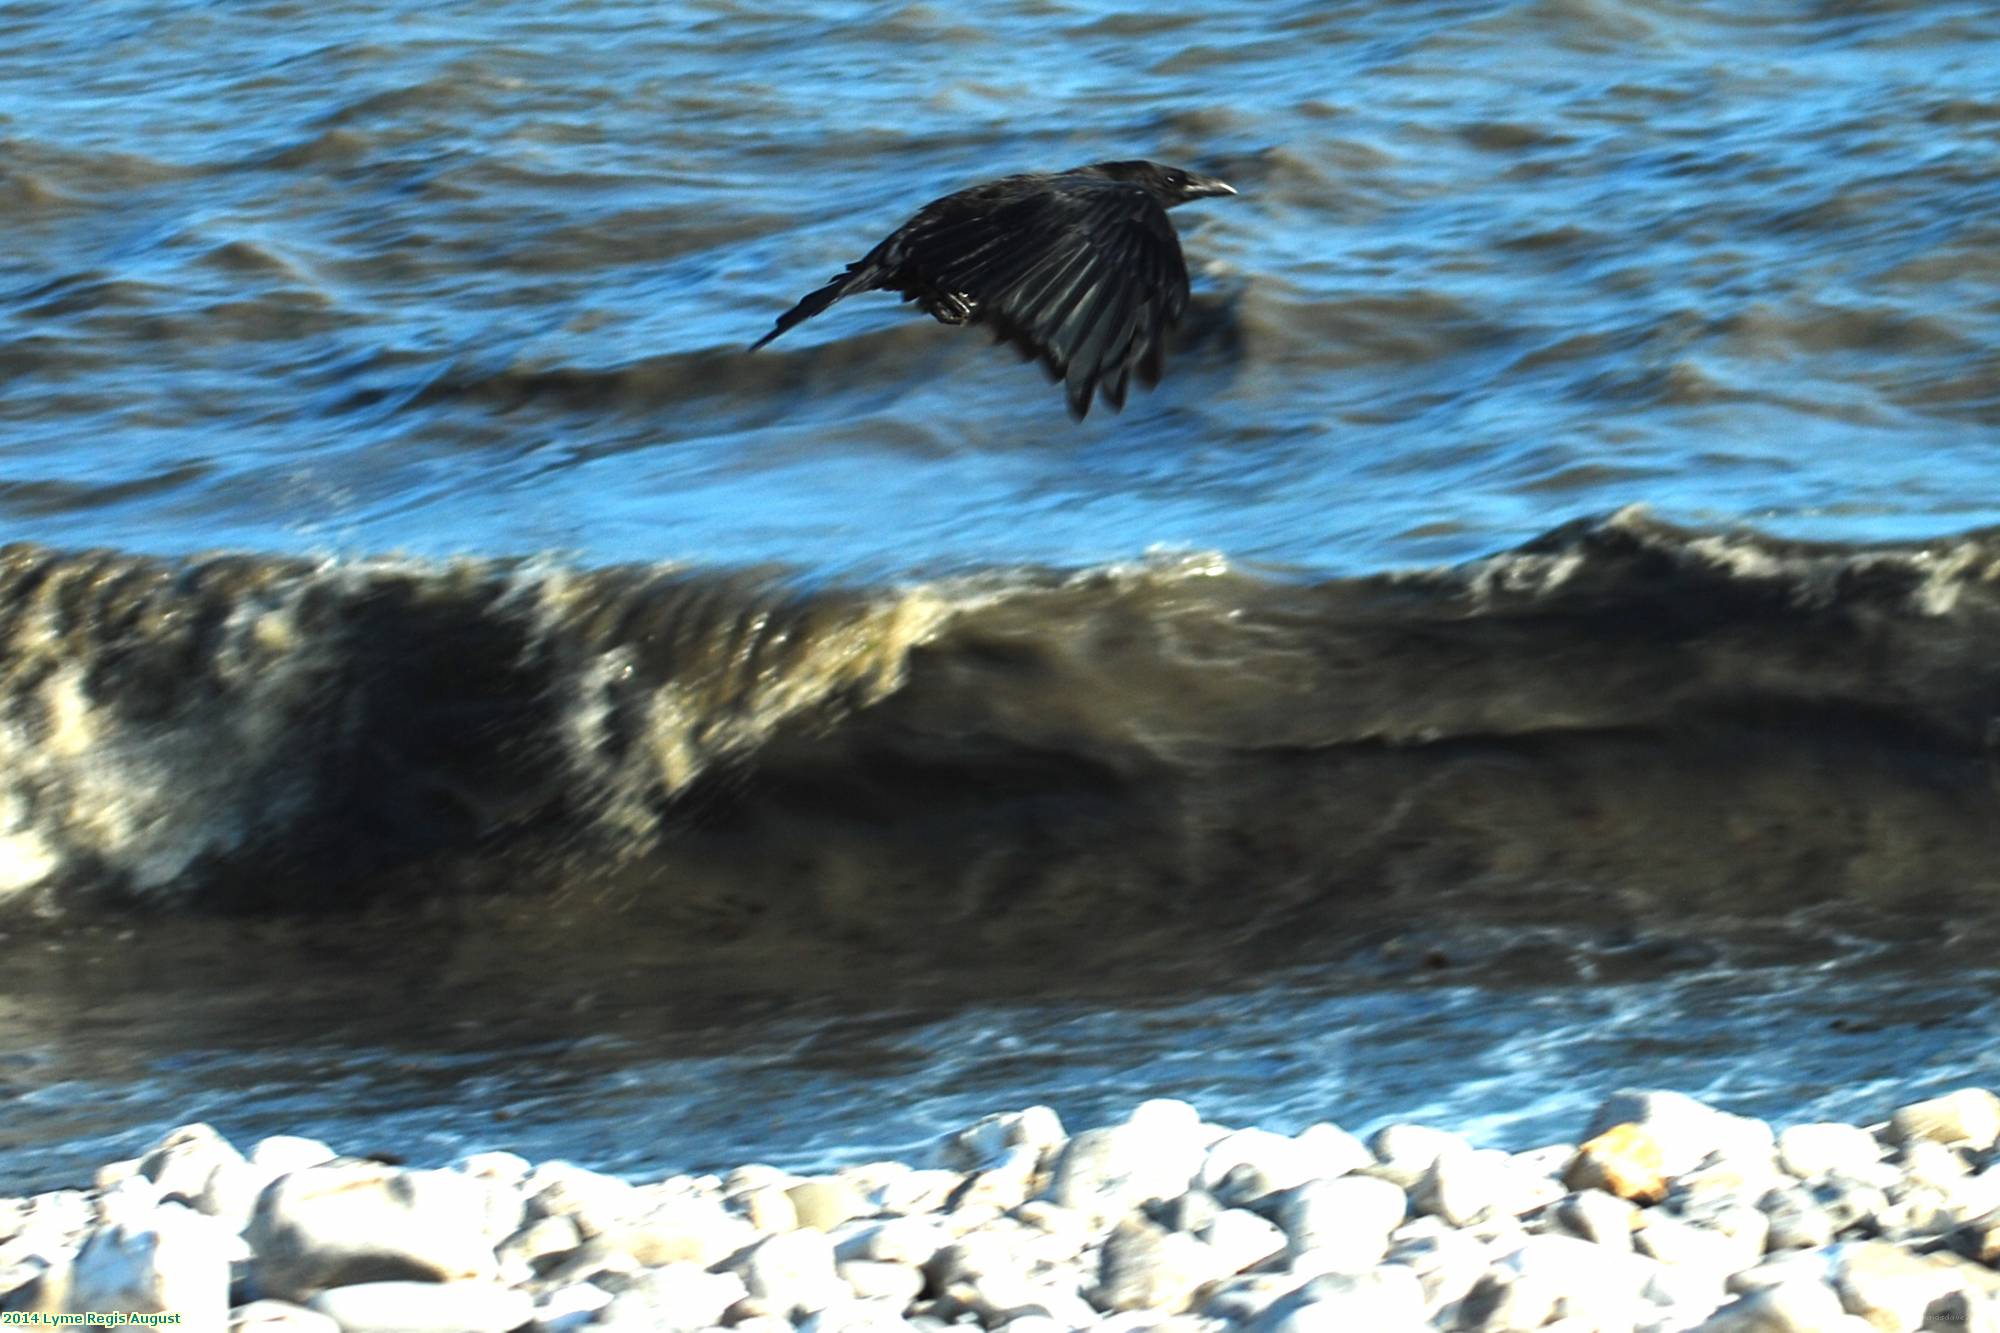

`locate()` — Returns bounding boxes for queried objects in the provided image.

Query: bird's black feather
[748,160,1233,418]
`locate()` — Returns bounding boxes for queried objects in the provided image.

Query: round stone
[1889,1090,2000,1153]
[1565,1124,1668,1205]
[305,1281,534,1333]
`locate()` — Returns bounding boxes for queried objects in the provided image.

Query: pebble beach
[6,1088,2000,1333]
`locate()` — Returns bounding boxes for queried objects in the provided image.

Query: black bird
[749,160,1236,419]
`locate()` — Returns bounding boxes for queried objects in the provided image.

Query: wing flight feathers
[750,167,1212,417]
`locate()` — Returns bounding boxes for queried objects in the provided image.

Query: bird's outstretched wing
[896,179,1191,418]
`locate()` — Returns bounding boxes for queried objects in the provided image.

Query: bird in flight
[749,160,1236,419]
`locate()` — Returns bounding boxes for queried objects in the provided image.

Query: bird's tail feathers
[747,264,879,351]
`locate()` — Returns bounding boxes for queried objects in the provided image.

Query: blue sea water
[1,0,1996,578]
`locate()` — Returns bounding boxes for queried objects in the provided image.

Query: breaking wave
[5,509,1998,951]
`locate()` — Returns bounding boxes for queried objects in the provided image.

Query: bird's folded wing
[904,182,1191,418]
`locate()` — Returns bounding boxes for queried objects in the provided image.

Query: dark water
[2,0,2000,1193]
[5,911,2000,1197]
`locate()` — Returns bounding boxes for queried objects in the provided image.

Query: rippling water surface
[4,0,2000,1192]
[4,916,2000,1195]
[3,0,1997,575]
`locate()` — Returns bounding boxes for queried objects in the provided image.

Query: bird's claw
[925,291,978,325]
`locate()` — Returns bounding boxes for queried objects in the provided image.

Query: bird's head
[1089,160,1237,207]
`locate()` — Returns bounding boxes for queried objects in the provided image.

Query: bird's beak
[1186,173,1237,199]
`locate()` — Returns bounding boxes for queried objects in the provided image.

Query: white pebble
[1293,1123,1373,1180]
[228,1299,342,1332]
[1777,1123,1882,1181]
[725,1227,848,1317]
[137,1124,245,1206]
[1696,1276,1857,1332]
[1502,1232,1652,1329]
[935,1106,1065,1173]
[1279,1174,1407,1263]
[305,1280,533,1333]
[245,1163,499,1302]
[454,1150,532,1187]
[249,1136,337,1174]
[1888,1090,2000,1153]
[531,1282,613,1333]
[71,1206,230,1328]
[1415,1147,1542,1227]
[838,1258,924,1304]
[1199,1128,1318,1196]
[1046,1109,1205,1222]
[1249,1267,1429,1333]
[1369,1124,1470,1189]
[835,1215,951,1267]
[1202,1207,1287,1275]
